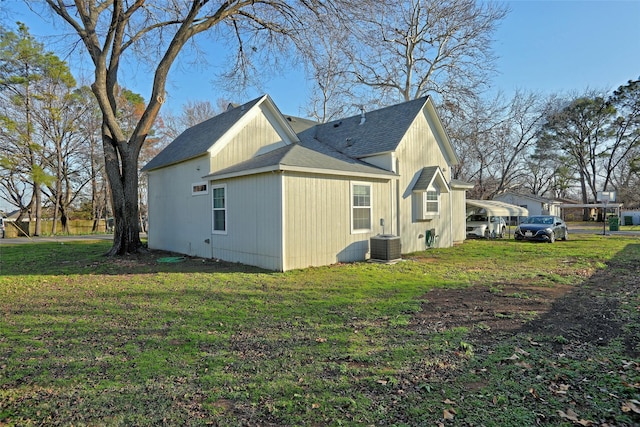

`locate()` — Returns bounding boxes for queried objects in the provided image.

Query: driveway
[566,222,640,236]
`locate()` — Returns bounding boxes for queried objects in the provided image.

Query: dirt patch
[413,283,573,337]
[411,257,640,357]
[104,249,264,273]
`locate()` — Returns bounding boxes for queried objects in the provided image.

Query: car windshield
[467,215,488,222]
[524,216,554,224]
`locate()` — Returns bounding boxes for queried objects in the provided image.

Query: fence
[3,219,111,238]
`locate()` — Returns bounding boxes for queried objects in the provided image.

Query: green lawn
[0,235,639,426]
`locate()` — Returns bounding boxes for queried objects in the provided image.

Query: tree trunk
[90,134,101,233]
[579,173,590,221]
[33,184,42,236]
[51,186,60,235]
[91,214,100,233]
[60,205,69,233]
[103,135,143,256]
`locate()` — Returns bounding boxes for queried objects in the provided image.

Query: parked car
[466,214,507,238]
[514,216,568,243]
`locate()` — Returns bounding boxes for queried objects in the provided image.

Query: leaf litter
[409,249,640,425]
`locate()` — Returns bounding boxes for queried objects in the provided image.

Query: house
[142,95,470,271]
[0,209,27,238]
[494,191,562,222]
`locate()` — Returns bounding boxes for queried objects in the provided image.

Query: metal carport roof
[466,199,529,217]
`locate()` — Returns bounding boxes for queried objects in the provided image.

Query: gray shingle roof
[284,116,318,134]
[144,95,445,181]
[412,166,440,191]
[298,97,429,158]
[206,143,396,180]
[141,96,265,171]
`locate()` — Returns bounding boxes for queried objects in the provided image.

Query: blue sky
[3,0,639,116]
[163,0,640,115]
[491,1,640,97]
[1,0,639,212]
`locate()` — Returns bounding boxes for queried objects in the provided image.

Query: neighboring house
[143,95,470,271]
[0,210,28,238]
[494,191,562,220]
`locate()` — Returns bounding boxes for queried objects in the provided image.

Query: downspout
[395,157,401,240]
[388,178,393,236]
[209,179,214,260]
[280,171,286,272]
[449,184,453,247]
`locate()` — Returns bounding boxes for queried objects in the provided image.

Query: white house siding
[451,189,468,243]
[147,156,212,257]
[282,172,392,271]
[361,152,396,173]
[209,108,289,172]
[393,110,453,253]
[622,210,640,225]
[210,173,283,271]
[494,193,560,218]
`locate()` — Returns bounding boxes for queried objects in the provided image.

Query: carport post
[602,200,607,236]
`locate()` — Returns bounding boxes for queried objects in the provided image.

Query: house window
[425,189,439,214]
[351,182,372,232]
[192,182,208,195]
[416,184,440,219]
[212,184,226,234]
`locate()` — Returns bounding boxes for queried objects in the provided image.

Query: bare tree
[446,90,560,200]
[0,107,34,223]
[611,148,640,208]
[537,91,614,218]
[602,79,640,194]
[296,11,362,122]
[534,82,640,210]
[347,0,507,107]
[36,77,87,234]
[161,100,219,140]
[70,86,112,232]
[38,0,351,255]
[295,0,507,121]
[487,91,557,198]
[0,23,69,234]
[446,94,506,198]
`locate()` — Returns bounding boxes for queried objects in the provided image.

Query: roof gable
[297,96,458,165]
[411,166,450,193]
[142,95,299,172]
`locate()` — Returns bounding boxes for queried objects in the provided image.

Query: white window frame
[351,182,372,234]
[211,184,227,234]
[192,181,208,195]
[424,188,440,216]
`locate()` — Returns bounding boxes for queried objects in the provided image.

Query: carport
[466,199,529,238]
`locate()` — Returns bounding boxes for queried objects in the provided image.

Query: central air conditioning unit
[370,235,402,262]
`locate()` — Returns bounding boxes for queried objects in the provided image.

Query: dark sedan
[515,216,568,243]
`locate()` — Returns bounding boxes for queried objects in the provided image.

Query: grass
[0,234,639,426]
